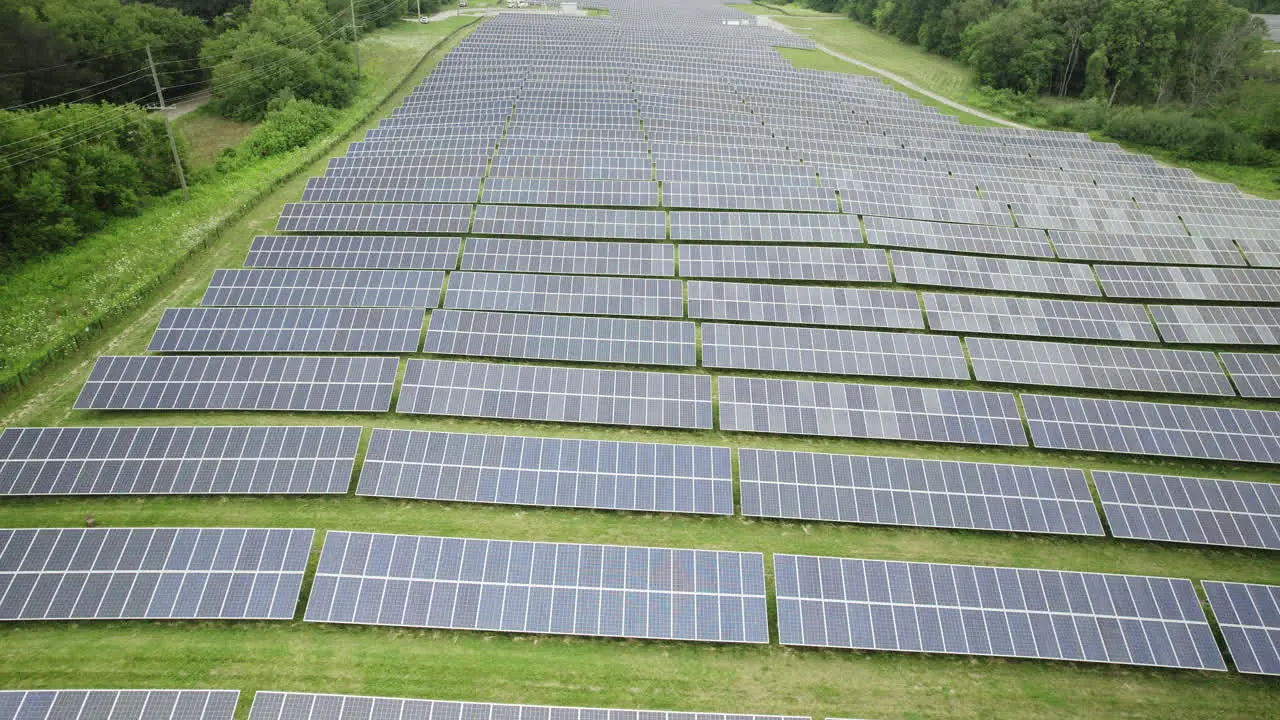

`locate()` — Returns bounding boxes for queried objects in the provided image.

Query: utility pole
[417,0,421,18]
[145,45,188,201]
[349,0,361,80]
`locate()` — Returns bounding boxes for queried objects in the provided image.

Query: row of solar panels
[1,426,1276,550]
[69,356,1280,463]
[270,202,1280,257]
[146,307,1280,399]
[1,528,1274,673]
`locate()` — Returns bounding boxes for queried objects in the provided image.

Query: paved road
[756,16,1028,129]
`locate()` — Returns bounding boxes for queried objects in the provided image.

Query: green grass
[175,112,258,168]
[0,16,477,394]
[775,47,1003,127]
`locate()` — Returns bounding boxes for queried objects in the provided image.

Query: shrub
[215,95,337,172]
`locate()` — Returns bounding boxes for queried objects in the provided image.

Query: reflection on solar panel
[688,281,923,329]
[1202,581,1280,676]
[702,323,967,380]
[1149,305,1280,345]
[967,337,1233,395]
[300,177,481,204]
[201,270,444,308]
[739,449,1103,535]
[0,425,359,496]
[719,377,1028,446]
[358,429,732,515]
[774,554,1226,671]
[305,532,769,643]
[678,245,890,281]
[863,216,1052,258]
[246,693,808,720]
[843,190,1013,226]
[1096,265,1280,301]
[149,307,424,354]
[245,236,460,269]
[445,272,683,317]
[1220,353,1280,399]
[892,251,1101,296]
[276,203,472,234]
[1093,471,1280,550]
[75,356,398,412]
[1237,238,1280,268]
[1048,230,1244,266]
[461,238,675,276]
[0,690,240,720]
[924,293,1158,341]
[482,179,659,207]
[398,359,713,429]
[1022,394,1280,463]
[472,205,666,239]
[425,310,696,366]
[670,211,861,243]
[0,527,312,620]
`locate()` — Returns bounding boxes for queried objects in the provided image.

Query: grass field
[176,113,258,169]
[2,11,1280,720]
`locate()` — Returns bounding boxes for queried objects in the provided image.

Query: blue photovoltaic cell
[774,554,1226,671]
[1093,470,1280,550]
[1202,581,1280,676]
[358,429,732,515]
[305,531,769,643]
[0,690,240,720]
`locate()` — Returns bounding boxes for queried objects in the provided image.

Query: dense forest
[0,0,441,264]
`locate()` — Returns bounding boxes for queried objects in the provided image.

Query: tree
[963,4,1064,95]
[1093,0,1185,105]
[1175,0,1265,106]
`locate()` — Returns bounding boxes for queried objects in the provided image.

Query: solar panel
[472,205,667,239]
[669,211,861,244]
[358,429,732,515]
[425,310,696,366]
[967,337,1233,395]
[0,690,239,720]
[1202,581,1280,676]
[461,237,675,276]
[774,554,1226,671]
[482,178,659,207]
[305,532,769,643]
[276,203,472,234]
[0,527,312,620]
[247,693,808,720]
[924,293,1158,341]
[701,323,967,380]
[1022,394,1280,463]
[688,281,923,329]
[1048,230,1245,266]
[398,359,713,429]
[149,307,424,354]
[75,356,398,412]
[678,245,890,281]
[1220,353,1280,398]
[892,250,1101,296]
[444,272,683,317]
[662,182,839,213]
[863,216,1052,258]
[1237,238,1280,268]
[740,449,1103,535]
[1096,265,1280,302]
[719,377,1027,446]
[0,425,359,496]
[301,177,481,204]
[245,235,460,269]
[201,269,444,308]
[1149,305,1280,345]
[1093,471,1280,550]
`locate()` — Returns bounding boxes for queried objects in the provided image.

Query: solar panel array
[0,690,240,720]
[462,238,674,276]
[398,360,713,429]
[75,356,397,412]
[445,272,683,317]
[247,692,808,720]
[306,532,769,643]
[701,323,967,379]
[245,236,460,269]
[0,527,312,620]
[740,449,1103,535]
[1093,471,1280,550]
[150,307,424,354]
[202,270,444,308]
[688,281,923,329]
[358,429,732,515]
[774,554,1226,671]
[0,425,359,495]
[678,245,890,281]
[1203,581,1280,676]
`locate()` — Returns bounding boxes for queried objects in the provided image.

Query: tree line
[0,0,442,265]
